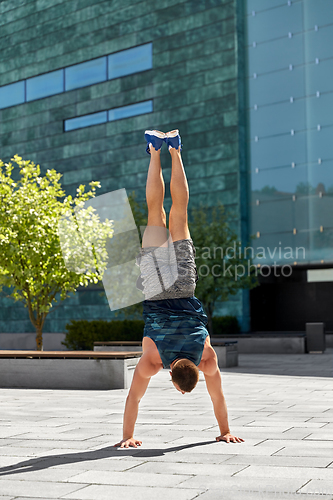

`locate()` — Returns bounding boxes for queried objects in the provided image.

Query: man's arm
[203,351,244,443]
[114,353,160,448]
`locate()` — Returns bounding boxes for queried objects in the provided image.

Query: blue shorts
[142,296,209,369]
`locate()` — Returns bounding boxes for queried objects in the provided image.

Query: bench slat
[94,341,142,346]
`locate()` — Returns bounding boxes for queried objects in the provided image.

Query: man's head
[169,358,199,394]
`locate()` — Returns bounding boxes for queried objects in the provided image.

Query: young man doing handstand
[114,130,244,448]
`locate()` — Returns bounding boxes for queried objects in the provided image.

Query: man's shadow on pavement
[0,440,217,478]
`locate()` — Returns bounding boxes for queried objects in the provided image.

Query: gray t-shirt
[136,238,198,301]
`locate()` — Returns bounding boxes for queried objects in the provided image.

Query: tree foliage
[0,155,113,350]
[188,203,259,334]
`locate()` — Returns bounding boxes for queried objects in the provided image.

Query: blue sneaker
[144,130,166,155]
[165,129,182,151]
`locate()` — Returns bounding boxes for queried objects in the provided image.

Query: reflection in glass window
[246,0,333,264]
[108,100,153,121]
[250,164,308,198]
[108,43,152,80]
[65,57,107,91]
[0,81,25,109]
[26,70,64,101]
[64,111,107,131]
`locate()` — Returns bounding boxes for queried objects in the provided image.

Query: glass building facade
[246,0,333,266]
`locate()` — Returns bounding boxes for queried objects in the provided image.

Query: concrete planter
[0,351,141,390]
[212,334,306,354]
[325,333,333,348]
[211,341,238,368]
[0,333,66,350]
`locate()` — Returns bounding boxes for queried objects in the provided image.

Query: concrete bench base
[326,334,333,348]
[212,335,306,354]
[211,341,238,368]
[0,351,141,390]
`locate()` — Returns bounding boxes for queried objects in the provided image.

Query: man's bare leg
[142,145,168,248]
[169,146,191,242]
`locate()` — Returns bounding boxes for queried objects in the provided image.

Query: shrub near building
[62,319,145,350]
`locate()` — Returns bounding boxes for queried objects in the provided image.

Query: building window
[108,100,153,121]
[64,100,153,132]
[65,57,107,91]
[0,43,153,109]
[108,43,152,80]
[26,69,64,102]
[0,81,25,109]
[64,110,108,132]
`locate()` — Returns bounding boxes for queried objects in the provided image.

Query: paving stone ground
[0,349,332,500]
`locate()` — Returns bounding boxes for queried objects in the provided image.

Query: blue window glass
[248,35,304,77]
[303,0,333,29]
[309,160,333,194]
[307,92,333,128]
[306,24,333,62]
[65,57,107,91]
[252,197,311,237]
[249,66,305,107]
[26,69,64,101]
[305,127,333,163]
[246,0,286,14]
[310,195,333,229]
[247,2,303,44]
[0,81,25,109]
[251,232,295,266]
[64,101,153,132]
[250,100,306,138]
[0,43,153,109]
[307,59,333,95]
[108,43,152,80]
[250,163,308,199]
[250,132,307,170]
[64,111,107,131]
[252,198,295,234]
[108,100,153,121]
[307,227,333,262]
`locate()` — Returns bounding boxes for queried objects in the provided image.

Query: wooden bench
[94,341,238,369]
[0,350,142,390]
[94,341,142,352]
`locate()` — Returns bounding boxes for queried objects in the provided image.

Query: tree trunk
[206,303,214,336]
[36,326,43,351]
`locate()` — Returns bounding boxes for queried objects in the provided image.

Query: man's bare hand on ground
[216,432,245,443]
[114,437,142,448]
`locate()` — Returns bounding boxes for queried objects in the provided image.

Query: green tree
[0,156,114,350]
[189,203,259,334]
[260,185,277,195]
[295,181,315,195]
